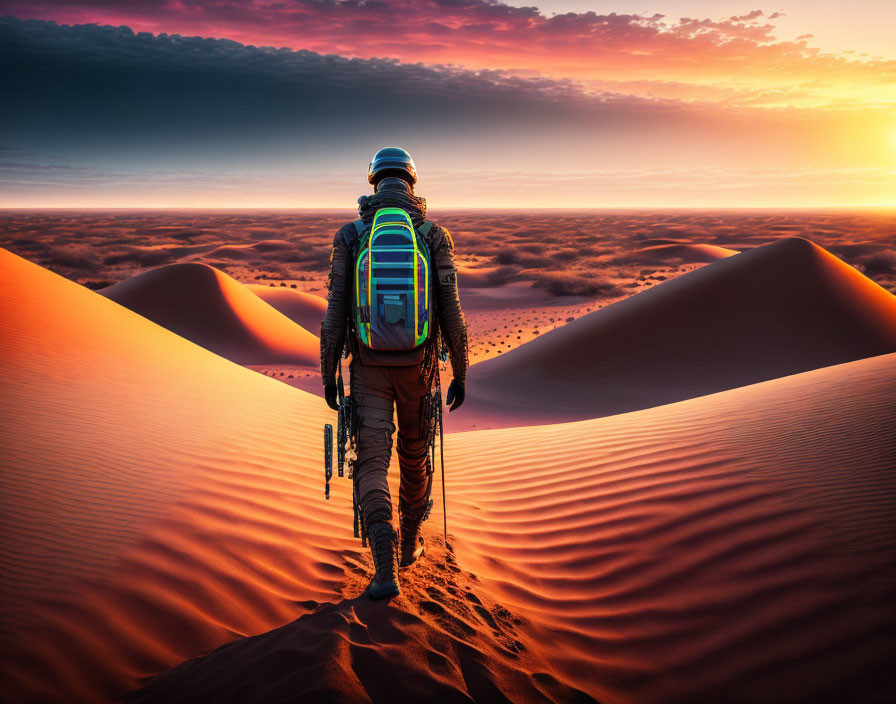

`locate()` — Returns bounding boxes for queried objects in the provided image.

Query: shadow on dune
[126,593,597,704]
[126,541,597,704]
[100,262,319,366]
[458,237,896,429]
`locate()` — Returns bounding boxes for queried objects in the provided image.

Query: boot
[399,500,428,568]
[365,521,399,600]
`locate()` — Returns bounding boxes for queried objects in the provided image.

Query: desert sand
[5,209,894,372]
[101,262,320,366]
[632,242,741,262]
[2,238,894,703]
[245,284,328,333]
[456,237,896,430]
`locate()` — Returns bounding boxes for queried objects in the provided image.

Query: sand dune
[101,262,319,366]
[246,284,328,333]
[127,555,596,704]
[0,249,348,702]
[457,264,503,288]
[447,352,896,703]
[0,249,585,703]
[458,237,896,429]
[632,242,740,262]
[2,247,894,703]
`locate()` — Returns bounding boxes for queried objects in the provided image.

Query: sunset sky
[1,1,894,207]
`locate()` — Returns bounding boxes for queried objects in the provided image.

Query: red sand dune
[633,242,740,262]
[457,264,503,287]
[0,249,586,703]
[457,237,896,429]
[207,243,256,259]
[446,353,896,703]
[246,284,328,333]
[101,262,319,366]
[133,354,896,704]
[2,247,894,703]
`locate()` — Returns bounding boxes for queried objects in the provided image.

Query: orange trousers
[348,358,437,527]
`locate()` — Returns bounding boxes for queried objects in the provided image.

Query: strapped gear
[349,209,435,351]
[321,178,456,569]
[333,360,366,545]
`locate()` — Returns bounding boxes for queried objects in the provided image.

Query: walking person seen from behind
[320,147,469,599]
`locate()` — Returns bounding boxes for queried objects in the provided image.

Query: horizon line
[2,204,895,212]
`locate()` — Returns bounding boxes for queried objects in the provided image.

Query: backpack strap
[345,218,366,249]
[342,219,365,257]
[418,220,435,238]
[341,222,364,352]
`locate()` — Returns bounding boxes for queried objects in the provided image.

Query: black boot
[365,521,399,600]
[399,500,428,568]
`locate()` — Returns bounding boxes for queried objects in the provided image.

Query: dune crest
[246,284,328,332]
[101,262,319,365]
[633,242,740,261]
[447,351,896,702]
[127,549,596,704]
[459,237,896,429]
[0,249,588,703]
[1,249,346,702]
[2,248,894,703]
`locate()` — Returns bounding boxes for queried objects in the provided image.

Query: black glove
[324,382,339,411]
[445,379,465,412]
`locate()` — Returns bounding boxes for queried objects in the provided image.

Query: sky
[1,1,894,208]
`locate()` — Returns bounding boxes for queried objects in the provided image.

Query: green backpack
[350,207,434,350]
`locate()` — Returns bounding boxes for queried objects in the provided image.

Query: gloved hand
[324,382,339,411]
[445,379,465,412]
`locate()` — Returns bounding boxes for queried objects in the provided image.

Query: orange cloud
[5,2,894,108]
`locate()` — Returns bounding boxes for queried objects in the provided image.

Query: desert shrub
[46,245,101,269]
[10,238,46,250]
[252,240,293,253]
[861,250,896,276]
[82,280,115,290]
[531,272,619,297]
[103,249,175,267]
[168,229,213,242]
[257,261,306,279]
[484,265,523,285]
[552,248,580,262]
[494,250,519,265]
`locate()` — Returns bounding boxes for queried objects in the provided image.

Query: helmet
[368,147,417,187]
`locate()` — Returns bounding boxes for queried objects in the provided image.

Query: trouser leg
[349,361,396,527]
[393,363,436,514]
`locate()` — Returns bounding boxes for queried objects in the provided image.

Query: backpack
[348,207,435,351]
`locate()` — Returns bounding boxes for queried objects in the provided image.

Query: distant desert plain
[1,208,895,703]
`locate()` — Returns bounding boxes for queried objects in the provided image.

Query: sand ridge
[632,242,740,262]
[101,262,319,365]
[2,243,895,703]
[458,237,896,429]
[5,208,896,376]
[1,249,348,701]
[127,540,597,704]
[446,352,896,702]
[245,284,328,333]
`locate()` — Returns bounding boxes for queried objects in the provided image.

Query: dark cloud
[2,15,888,207]
[2,15,679,156]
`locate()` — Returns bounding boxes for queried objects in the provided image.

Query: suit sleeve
[320,225,352,385]
[431,225,469,384]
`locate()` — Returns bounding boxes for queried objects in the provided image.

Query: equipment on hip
[321,339,449,549]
